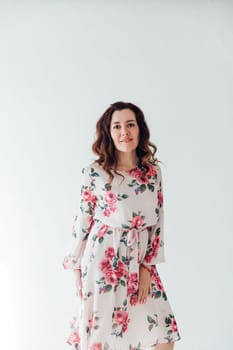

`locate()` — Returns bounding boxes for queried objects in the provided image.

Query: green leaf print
[104,343,110,350]
[148,183,155,191]
[98,237,104,243]
[148,324,153,331]
[120,280,126,286]
[105,284,112,292]
[165,316,171,325]
[140,184,147,193]
[122,194,128,199]
[147,314,158,331]
[104,183,111,190]
[147,316,154,323]
[123,299,127,306]
[90,168,100,177]
[155,291,161,298]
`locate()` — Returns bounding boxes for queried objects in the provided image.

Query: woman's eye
[128,123,136,127]
[112,123,136,129]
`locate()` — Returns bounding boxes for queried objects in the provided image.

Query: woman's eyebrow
[112,120,136,124]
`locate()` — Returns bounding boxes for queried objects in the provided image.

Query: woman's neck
[116,152,139,171]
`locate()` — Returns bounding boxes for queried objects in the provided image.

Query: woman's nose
[121,126,129,136]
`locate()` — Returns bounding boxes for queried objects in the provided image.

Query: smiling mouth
[120,139,133,143]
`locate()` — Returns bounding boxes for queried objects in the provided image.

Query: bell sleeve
[62,165,97,270]
[142,162,166,265]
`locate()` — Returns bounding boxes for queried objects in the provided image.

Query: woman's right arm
[62,165,97,271]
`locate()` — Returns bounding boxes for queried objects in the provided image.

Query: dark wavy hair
[92,101,160,183]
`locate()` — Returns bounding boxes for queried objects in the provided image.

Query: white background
[0,1,232,349]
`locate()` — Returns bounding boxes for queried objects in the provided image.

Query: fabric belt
[127,227,148,273]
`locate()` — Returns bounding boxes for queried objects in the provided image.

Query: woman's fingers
[75,279,83,298]
[73,269,83,299]
[138,265,152,303]
[138,286,150,303]
[148,282,152,296]
[137,287,145,303]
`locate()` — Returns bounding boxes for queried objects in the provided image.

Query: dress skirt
[65,218,181,350]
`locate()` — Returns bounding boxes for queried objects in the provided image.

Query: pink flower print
[155,277,164,291]
[122,321,129,333]
[82,189,93,202]
[171,318,178,332]
[97,225,108,238]
[113,310,129,325]
[128,168,149,184]
[91,194,98,205]
[99,258,112,273]
[88,316,94,330]
[144,253,153,263]
[146,163,157,177]
[158,191,163,206]
[152,236,160,257]
[105,269,118,285]
[88,215,94,225]
[109,206,117,213]
[135,173,149,184]
[104,191,117,206]
[127,273,138,296]
[103,208,111,217]
[90,342,102,350]
[144,235,160,263]
[66,331,80,345]
[129,294,138,306]
[131,215,143,228]
[151,270,164,292]
[115,260,128,279]
[127,168,140,177]
[105,246,115,259]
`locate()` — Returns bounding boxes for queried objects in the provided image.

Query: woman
[63,101,181,350]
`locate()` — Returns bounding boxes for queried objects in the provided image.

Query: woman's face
[110,108,140,154]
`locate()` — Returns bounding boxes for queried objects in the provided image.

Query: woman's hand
[137,264,152,304]
[73,269,83,299]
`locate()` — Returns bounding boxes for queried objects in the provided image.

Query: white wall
[0,1,232,349]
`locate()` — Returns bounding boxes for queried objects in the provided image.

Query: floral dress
[63,160,181,350]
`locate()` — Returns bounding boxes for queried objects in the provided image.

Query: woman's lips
[120,139,132,143]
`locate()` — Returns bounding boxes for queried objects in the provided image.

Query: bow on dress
[126,228,148,273]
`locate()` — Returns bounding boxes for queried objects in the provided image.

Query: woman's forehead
[111,109,136,123]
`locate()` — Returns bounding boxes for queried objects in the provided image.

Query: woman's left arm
[138,163,165,303]
[142,162,166,268]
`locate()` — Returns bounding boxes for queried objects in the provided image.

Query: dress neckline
[115,165,139,173]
